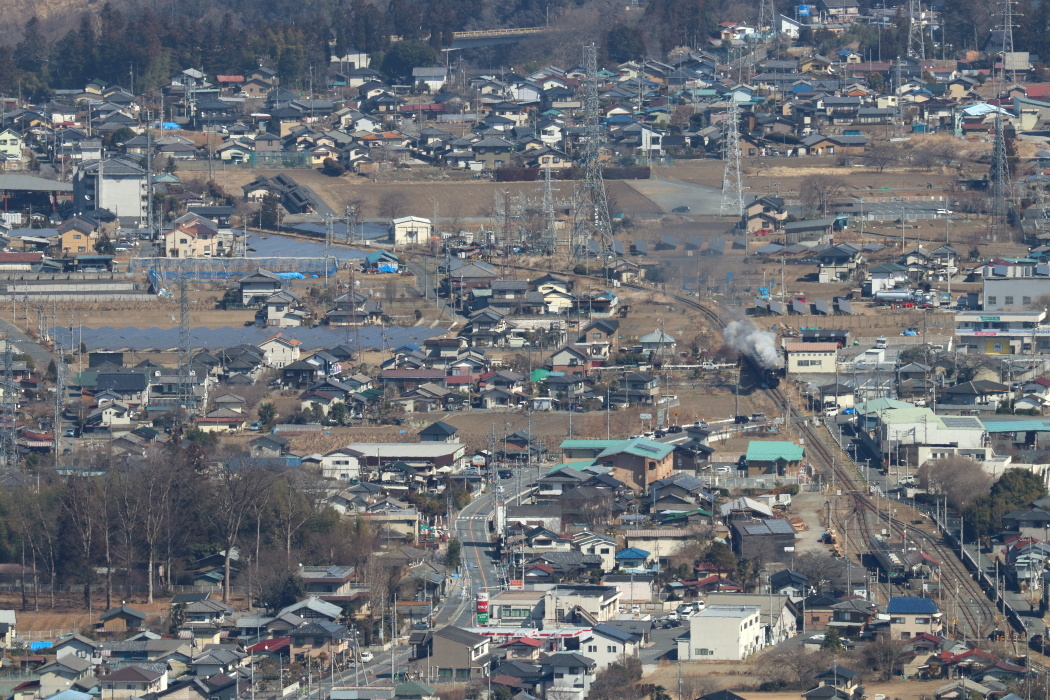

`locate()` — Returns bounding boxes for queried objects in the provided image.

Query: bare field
[202,168,662,220]
[642,658,948,700]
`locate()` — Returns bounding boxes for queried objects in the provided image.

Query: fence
[135,257,340,289]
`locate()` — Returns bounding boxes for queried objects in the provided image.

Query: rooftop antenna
[719,99,745,219]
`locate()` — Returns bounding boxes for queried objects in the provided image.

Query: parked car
[498,469,513,479]
[672,205,690,213]
[359,652,374,662]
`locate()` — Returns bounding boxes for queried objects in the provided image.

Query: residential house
[238,269,283,305]
[99,666,168,698]
[886,596,942,639]
[538,653,596,700]
[409,626,491,681]
[677,605,765,660]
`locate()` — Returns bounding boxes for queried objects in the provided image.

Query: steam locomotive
[739,351,784,390]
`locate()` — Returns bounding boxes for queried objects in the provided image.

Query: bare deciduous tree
[915,455,993,510]
[799,174,844,216]
[207,466,275,603]
[863,142,902,173]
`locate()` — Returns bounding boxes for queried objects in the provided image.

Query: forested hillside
[2,0,1050,102]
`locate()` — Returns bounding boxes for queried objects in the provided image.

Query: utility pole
[176,265,191,428]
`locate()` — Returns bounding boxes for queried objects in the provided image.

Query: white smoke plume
[723,319,781,369]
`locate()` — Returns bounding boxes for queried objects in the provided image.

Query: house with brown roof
[99,666,168,698]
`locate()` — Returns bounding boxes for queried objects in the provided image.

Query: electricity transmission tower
[542,165,556,256]
[758,0,776,37]
[0,336,15,469]
[906,0,925,61]
[893,58,904,137]
[720,100,745,219]
[571,42,613,261]
[176,266,192,426]
[990,113,1011,242]
[53,357,63,469]
[1000,0,1017,83]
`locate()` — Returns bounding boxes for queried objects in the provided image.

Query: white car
[359,651,374,663]
[936,208,953,215]
[715,466,732,474]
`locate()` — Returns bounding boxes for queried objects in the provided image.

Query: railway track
[656,288,999,641]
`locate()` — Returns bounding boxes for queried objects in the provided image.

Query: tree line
[0,0,590,101]
[0,441,381,615]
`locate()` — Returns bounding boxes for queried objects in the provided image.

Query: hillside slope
[0,0,135,45]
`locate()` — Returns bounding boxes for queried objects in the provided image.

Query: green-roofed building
[744,440,805,476]
[395,681,436,700]
[560,439,626,459]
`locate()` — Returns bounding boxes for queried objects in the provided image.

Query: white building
[954,309,1047,355]
[391,216,433,247]
[983,276,1050,312]
[584,625,640,672]
[72,156,148,225]
[538,653,596,700]
[677,605,764,660]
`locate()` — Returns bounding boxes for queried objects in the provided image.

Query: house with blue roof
[614,547,651,569]
[886,596,941,639]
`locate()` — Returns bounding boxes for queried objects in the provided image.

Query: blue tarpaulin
[30,641,52,650]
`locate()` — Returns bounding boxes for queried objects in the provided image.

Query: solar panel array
[754,297,769,311]
[633,240,650,255]
[941,416,983,429]
[790,299,808,314]
[813,298,830,315]
[768,300,786,315]
[836,298,853,314]
[707,237,726,254]
[50,324,444,352]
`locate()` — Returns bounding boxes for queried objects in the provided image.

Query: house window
[811,616,821,623]
[914,617,930,624]
[890,616,905,624]
[1005,296,1015,305]
[555,673,564,679]
[587,645,597,652]
[988,296,997,305]
[607,646,616,653]
[695,648,712,656]
[1024,296,1032,305]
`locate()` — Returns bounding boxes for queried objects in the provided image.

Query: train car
[870,534,908,583]
[739,352,784,390]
